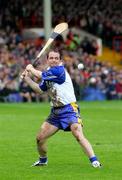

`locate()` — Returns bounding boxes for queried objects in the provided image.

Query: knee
[74,134,82,142]
[71,124,85,142]
[72,130,85,142]
[36,134,45,144]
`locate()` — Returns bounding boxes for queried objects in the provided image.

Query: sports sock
[89,156,98,163]
[39,157,48,163]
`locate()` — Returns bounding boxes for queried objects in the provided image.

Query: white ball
[77,63,84,70]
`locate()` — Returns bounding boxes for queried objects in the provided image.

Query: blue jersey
[39,65,76,107]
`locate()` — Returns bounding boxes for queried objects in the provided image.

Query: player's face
[47,51,61,67]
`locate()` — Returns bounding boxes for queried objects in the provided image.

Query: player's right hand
[26,64,33,72]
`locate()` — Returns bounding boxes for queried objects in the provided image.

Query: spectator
[82,77,106,101]
[116,77,122,99]
[106,78,117,100]
[19,81,32,102]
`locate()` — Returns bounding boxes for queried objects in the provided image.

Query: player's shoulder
[50,65,65,76]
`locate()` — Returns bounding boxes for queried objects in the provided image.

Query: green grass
[0,101,122,180]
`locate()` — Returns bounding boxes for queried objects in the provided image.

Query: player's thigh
[70,123,84,138]
[37,121,59,140]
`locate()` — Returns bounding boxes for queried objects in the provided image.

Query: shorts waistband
[53,102,77,109]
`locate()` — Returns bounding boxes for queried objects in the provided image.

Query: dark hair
[47,48,62,60]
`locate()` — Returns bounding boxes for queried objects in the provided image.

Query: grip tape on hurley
[50,32,59,39]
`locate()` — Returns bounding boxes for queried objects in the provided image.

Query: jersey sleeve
[39,80,47,92]
[42,66,65,84]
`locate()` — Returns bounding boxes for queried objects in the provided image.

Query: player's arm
[26,64,42,79]
[23,73,43,94]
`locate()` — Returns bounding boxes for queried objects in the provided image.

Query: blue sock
[89,156,98,163]
[40,157,47,163]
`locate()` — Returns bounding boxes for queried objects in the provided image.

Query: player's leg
[33,122,59,166]
[37,121,59,157]
[70,123,94,157]
[70,123,101,167]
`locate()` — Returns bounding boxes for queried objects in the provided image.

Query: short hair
[47,48,62,60]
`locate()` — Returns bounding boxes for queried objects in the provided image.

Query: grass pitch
[0,101,122,180]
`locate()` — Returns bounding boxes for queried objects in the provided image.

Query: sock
[89,156,98,163]
[39,157,47,163]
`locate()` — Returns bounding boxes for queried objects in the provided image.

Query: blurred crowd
[52,0,122,48]
[0,0,122,48]
[0,0,122,102]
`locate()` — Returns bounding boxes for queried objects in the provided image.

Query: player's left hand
[20,70,29,80]
[20,71,26,80]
